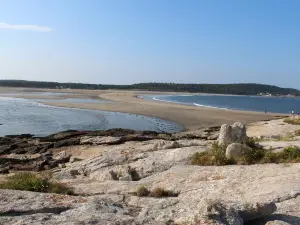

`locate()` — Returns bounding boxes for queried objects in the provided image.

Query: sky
[0,0,300,88]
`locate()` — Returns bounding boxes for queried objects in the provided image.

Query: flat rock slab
[80,136,122,145]
[0,190,137,225]
[63,163,300,224]
[260,141,300,152]
[247,119,300,138]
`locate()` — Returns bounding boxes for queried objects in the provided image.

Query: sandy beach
[0,88,282,131]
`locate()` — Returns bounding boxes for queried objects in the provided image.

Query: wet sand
[0,88,281,131]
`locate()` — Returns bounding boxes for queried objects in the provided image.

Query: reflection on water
[0,97,183,136]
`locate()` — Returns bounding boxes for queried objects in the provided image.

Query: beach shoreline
[0,87,285,131]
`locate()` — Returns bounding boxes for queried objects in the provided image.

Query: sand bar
[0,88,283,131]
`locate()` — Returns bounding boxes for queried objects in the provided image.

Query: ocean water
[0,97,183,136]
[141,94,300,114]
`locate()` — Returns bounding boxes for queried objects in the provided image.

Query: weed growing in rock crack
[0,172,74,195]
[135,186,178,198]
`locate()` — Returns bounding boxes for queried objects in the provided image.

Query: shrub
[283,118,300,125]
[280,146,300,162]
[244,137,258,148]
[136,186,150,197]
[191,143,233,166]
[0,172,74,195]
[238,147,266,165]
[260,151,280,163]
[149,187,179,198]
[191,140,300,166]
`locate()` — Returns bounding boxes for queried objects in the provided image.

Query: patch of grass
[259,151,280,163]
[238,147,266,165]
[191,140,300,166]
[0,172,74,195]
[135,186,178,198]
[280,146,300,162]
[190,142,234,166]
[284,118,300,125]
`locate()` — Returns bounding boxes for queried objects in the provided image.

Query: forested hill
[0,80,299,96]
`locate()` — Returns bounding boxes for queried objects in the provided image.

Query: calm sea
[142,94,300,114]
[0,97,183,136]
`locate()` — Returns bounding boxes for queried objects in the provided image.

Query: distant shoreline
[138,94,295,114]
[0,87,282,131]
[1,80,299,97]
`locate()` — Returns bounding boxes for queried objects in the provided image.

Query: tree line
[0,80,299,96]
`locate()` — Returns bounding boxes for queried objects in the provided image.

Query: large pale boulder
[218,124,232,146]
[225,143,252,160]
[218,122,246,146]
[231,122,247,143]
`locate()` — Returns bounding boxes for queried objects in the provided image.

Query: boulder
[238,202,277,221]
[231,122,247,143]
[218,124,232,146]
[218,122,246,146]
[225,143,252,160]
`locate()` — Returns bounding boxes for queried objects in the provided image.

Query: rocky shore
[1,118,300,224]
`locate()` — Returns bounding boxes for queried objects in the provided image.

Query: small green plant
[191,143,233,166]
[284,118,300,125]
[238,147,266,165]
[260,151,280,163]
[0,172,74,195]
[191,139,300,166]
[280,146,300,162]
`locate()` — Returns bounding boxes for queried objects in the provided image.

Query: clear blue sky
[1,0,299,88]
